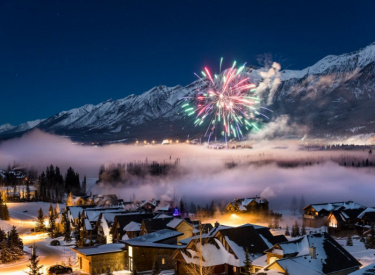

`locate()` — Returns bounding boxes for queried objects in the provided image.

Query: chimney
[309,243,316,259]
[215,221,220,228]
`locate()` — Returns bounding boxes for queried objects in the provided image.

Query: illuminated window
[162,258,165,264]
[233,267,236,272]
[129,246,133,257]
[269,257,278,264]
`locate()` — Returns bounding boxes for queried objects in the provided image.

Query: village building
[110,213,154,242]
[303,201,366,228]
[72,243,126,275]
[172,223,287,275]
[356,208,375,229]
[121,229,184,273]
[254,233,361,275]
[224,196,269,214]
[326,208,364,237]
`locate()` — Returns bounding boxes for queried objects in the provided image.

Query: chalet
[72,243,126,275]
[67,205,97,227]
[356,207,375,235]
[110,213,155,243]
[154,201,173,214]
[254,233,361,275]
[121,229,184,273]
[122,221,141,240]
[140,217,174,235]
[224,196,269,214]
[303,201,366,228]
[326,208,364,237]
[166,218,195,242]
[173,223,287,275]
[140,199,160,212]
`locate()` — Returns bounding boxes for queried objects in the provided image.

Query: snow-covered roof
[180,238,240,267]
[154,202,171,212]
[123,221,141,232]
[264,233,361,275]
[154,213,173,219]
[308,201,366,212]
[124,229,182,244]
[349,261,375,275]
[252,254,268,267]
[358,207,375,219]
[166,218,184,229]
[72,243,125,256]
[84,218,93,231]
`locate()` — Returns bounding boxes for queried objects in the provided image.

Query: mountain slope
[1,42,375,142]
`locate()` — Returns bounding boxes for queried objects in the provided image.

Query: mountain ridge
[1,42,375,143]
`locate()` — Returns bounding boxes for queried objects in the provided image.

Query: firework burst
[182,59,271,143]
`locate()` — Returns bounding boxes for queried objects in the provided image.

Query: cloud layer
[1,130,375,209]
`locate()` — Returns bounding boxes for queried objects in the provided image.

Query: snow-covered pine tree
[243,247,252,274]
[25,244,43,275]
[285,225,290,236]
[346,235,353,246]
[35,208,45,232]
[62,210,72,242]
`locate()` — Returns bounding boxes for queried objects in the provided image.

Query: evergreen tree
[26,182,31,201]
[0,228,5,242]
[0,240,11,263]
[66,192,73,206]
[368,224,375,249]
[82,175,87,194]
[301,223,306,236]
[25,244,43,275]
[62,210,72,242]
[291,196,297,215]
[285,225,290,236]
[9,226,21,249]
[48,207,56,238]
[2,203,10,220]
[346,235,353,246]
[35,208,45,232]
[299,195,306,214]
[243,247,252,274]
[294,220,300,236]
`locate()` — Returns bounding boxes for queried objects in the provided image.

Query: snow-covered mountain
[0,123,15,134]
[1,42,375,142]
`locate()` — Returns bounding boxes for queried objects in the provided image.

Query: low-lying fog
[1,130,375,210]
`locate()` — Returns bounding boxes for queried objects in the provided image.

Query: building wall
[130,246,175,272]
[76,251,126,275]
[176,222,193,242]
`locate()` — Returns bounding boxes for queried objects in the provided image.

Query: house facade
[224,197,269,214]
[303,201,366,228]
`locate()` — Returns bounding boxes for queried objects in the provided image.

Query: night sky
[1,1,374,126]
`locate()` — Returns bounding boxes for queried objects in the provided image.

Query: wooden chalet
[254,233,361,275]
[224,196,269,214]
[110,213,154,242]
[303,201,366,228]
[173,223,287,275]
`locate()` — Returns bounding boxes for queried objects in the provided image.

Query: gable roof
[264,233,361,275]
[112,213,154,237]
[304,201,366,212]
[142,217,174,233]
[215,225,286,263]
[349,261,375,275]
[72,243,125,256]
